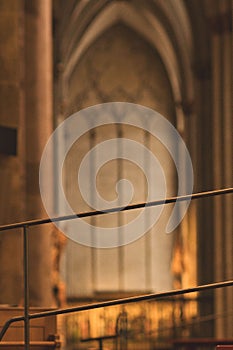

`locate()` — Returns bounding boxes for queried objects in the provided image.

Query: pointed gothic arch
[57,0,195,127]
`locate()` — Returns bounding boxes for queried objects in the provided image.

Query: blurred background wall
[0,0,232,338]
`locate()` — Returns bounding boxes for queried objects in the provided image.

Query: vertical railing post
[23,225,30,350]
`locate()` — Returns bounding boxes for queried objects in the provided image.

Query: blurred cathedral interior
[0,0,232,349]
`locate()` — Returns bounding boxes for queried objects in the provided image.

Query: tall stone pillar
[0,0,25,305]
[24,0,54,306]
[211,2,232,337]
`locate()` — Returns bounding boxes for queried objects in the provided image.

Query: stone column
[191,25,214,337]
[211,2,232,337]
[0,0,25,305]
[24,0,54,306]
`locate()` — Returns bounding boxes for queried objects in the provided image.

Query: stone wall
[0,0,54,307]
[0,0,25,305]
[59,24,179,296]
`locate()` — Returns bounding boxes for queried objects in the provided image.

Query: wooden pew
[0,307,61,349]
[172,338,233,349]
